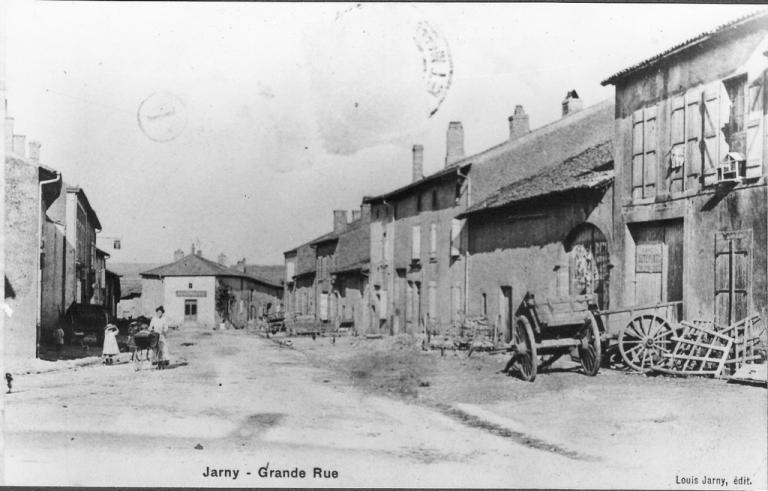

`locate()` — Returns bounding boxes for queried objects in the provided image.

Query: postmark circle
[137,92,187,142]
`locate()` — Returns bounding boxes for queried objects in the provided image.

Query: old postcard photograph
[2,1,767,488]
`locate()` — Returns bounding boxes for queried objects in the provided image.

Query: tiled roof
[602,10,768,86]
[331,223,370,274]
[141,254,250,279]
[243,264,285,288]
[462,141,614,216]
[363,163,471,203]
[466,99,614,205]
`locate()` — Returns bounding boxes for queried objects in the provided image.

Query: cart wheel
[578,315,602,376]
[619,314,674,372]
[512,316,537,382]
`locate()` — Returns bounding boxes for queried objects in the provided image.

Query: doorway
[184,299,198,322]
[629,219,683,306]
[500,286,513,343]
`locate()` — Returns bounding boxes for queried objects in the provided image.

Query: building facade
[603,12,768,326]
[141,252,283,329]
[364,126,471,336]
[5,137,62,362]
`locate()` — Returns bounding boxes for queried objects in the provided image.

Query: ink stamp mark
[137,91,187,142]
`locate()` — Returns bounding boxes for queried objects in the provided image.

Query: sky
[4,1,761,265]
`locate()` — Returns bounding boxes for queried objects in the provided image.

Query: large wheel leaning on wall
[618,314,674,372]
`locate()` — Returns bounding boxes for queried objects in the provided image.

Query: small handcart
[131,330,159,370]
[508,292,602,382]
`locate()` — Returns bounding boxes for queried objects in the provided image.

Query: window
[632,105,657,200]
[411,225,421,262]
[113,239,121,250]
[431,189,438,210]
[481,293,487,316]
[416,193,422,212]
[450,218,463,257]
[429,223,437,260]
[188,282,193,289]
[724,75,747,154]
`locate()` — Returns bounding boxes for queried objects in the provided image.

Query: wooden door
[714,230,752,326]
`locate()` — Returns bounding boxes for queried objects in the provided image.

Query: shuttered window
[669,96,685,194]
[685,89,701,189]
[411,225,421,261]
[746,78,764,179]
[632,105,657,200]
[450,218,463,257]
[429,223,438,260]
[702,83,727,185]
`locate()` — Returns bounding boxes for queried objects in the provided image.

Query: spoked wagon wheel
[619,314,674,372]
[578,315,602,376]
[512,316,537,382]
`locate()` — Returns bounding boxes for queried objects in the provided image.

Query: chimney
[351,209,361,222]
[562,90,583,117]
[196,249,203,257]
[333,210,348,234]
[28,141,41,164]
[508,105,530,140]
[12,134,26,158]
[445,122,465,167]
[173,249,185,261]
[191,243,196,255]
[4,117,14,153]
[236,258,246,272]
[360,203,372,223]
[218,253,228,266]
[412,144,424,182]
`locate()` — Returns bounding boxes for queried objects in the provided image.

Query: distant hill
[108,262,162,298]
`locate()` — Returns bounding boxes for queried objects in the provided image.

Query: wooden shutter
[669,96,686,194]
[635,242,667,306]
[685,88,701,189]
[702,84,725,186]
[427,281,437,319]
[714,230,751,326]
[429,223,437,259]
[632,109,645,200]
[745,77,764,179]
[450,218,462,257]
[643,105,658,198]
[411,225,421,260]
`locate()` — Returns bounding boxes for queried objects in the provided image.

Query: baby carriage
[131,330,159,370]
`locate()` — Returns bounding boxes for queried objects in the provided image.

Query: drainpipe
[456,167,471,317]
[38,171,61,358]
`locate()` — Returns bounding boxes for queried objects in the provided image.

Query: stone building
[283,205,371,332]
[454,97,615,336]
[364,124,471,336]
[602,11,768,325]
[140,251,283,329]
[4,126,62,362]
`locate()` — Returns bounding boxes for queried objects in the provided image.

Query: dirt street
[2,327,766,488]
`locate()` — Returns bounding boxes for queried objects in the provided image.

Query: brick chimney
[412,144,424,182]
[445,121,464,167]
[562,90,583,117]
[4,117,14,153]
[508,105,530,140]
[28,141,41,164]
[12,134,26,158]
[333,210,348,234]
[351,209,361,222]
[173,249,185,261]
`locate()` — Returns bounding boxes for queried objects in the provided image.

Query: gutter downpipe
[382,199,395,335]
[456,166,471,319]
[38,171,61,358]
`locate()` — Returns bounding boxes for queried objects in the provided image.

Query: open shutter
[669,95,686,194]
[643,105,658,198]
[745,77,764,179]
[450,218,463,257]
[685,88,702,190]
[631,109,645,200]
[411,225,421,261]
[702,84,726,186]
[429,223,437,259]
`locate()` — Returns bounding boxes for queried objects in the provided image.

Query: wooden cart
[509,292,602,382]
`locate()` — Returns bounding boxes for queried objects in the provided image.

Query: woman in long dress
[149,306,170,369]
[102,324,120,365]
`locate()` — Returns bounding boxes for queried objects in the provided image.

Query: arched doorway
[564,223,610,309]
